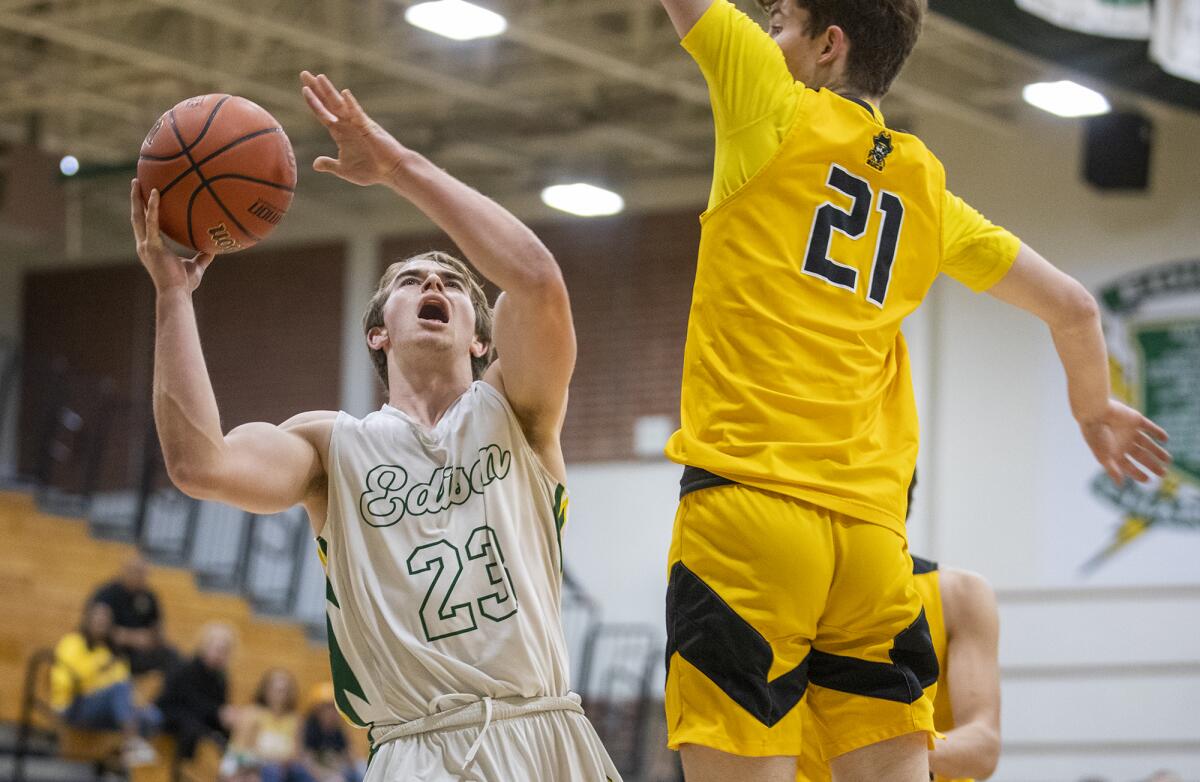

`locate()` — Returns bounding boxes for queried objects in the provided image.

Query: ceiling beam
[0,10,302,111]
[501,21,709,107]
[137,0,542,118]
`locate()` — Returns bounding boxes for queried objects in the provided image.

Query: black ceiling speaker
[1083,111,1153,191]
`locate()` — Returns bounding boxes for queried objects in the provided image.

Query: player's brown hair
[363,251,495,389]
[761,0,924,98]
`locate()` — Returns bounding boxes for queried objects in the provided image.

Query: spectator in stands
[300,683,363,782]
[1145,772,1183,782]
[157,622,238,761]
[91,555,178,674]
[50,600,161,767]
[223,668,311,782]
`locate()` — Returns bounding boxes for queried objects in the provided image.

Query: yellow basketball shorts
[664,469,938,761]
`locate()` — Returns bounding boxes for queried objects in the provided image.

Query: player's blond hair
[363,251,495,389]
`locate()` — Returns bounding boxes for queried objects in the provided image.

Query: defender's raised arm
[659,0,715,38]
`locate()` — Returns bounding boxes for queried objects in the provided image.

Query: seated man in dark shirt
[301,683,363,782]
[156,622,237,760]
[91,556,178,675]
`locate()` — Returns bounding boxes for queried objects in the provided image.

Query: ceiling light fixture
[404,0,507,41]
[59,155,79,176]
[1022,80,1111,118]
[541,183,624,217]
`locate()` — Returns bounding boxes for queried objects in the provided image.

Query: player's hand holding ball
[301,71,413,191]
[130,179,214,294]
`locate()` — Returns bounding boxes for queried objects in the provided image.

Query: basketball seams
[141,93,294,253]
[139,95,231,162]
[168,110,262,251]
[205,173,296,193]
[158,127,290,199]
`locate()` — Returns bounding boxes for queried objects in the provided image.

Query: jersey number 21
[803,163,905,308]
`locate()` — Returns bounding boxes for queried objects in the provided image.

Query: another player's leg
[680,744,796,782]
[828,732,928,782]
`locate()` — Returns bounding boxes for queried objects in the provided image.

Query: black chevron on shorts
[807,608,940,704]
[665,561,809,727]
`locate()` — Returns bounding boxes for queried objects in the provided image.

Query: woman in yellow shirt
[223,668,308,782]
[51,601,162,765]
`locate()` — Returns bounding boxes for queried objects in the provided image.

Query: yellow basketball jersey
[666,0,1019,531]
[797,557,968,782]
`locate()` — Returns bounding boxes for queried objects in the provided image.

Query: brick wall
[19,243,345,486]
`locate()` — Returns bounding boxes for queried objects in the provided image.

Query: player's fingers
[191,252,215,270]
[315,73,347,114]
[1138,431,1171,463]
[1118,456,1149,483]
[1140,416,1169,443]
[1131,444,1168,476]
[342,90,373,131]
[145,189,163,245]
[341,89,368,119]
[130,179,147,244]
[1104,460,1124,487]
[302,86,339,127]
[313,156,341,175]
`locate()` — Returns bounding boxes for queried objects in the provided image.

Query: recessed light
[404,0,507,41]
[541,183,624,217]
[1022,80,1111,118]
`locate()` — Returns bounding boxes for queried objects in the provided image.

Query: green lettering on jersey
[359,445,512,527]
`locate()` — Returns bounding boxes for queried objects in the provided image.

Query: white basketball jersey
[318,381,572,729]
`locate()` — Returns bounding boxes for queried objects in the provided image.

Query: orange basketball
[137,94,296,255]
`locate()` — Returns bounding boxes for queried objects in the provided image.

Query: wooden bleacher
[1,490,367,777]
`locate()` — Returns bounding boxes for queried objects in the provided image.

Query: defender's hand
[1079,399,1170,486]
[301,71,407,187]
[130,179,214,293]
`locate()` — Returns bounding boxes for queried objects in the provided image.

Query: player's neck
[827,82,880,108]
[385,358,474,428]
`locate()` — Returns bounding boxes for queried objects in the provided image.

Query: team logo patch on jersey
[1084,258,1200,573]
[866,131,894,171]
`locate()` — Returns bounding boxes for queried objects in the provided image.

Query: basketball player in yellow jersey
[655,1,1171,781]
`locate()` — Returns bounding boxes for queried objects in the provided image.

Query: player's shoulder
[280,410,338,451]
[280,410,338,429]
[938,567,997,618]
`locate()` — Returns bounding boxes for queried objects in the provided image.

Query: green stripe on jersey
[326,615,369,727]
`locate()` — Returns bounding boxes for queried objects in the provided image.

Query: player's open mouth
[418,298,450,324]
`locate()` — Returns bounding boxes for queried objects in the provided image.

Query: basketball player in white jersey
[129,71,621,781]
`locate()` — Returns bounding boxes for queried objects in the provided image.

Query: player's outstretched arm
[130,180,331,522]
[988,244,1170,486]
[928,568,1001,779]
[301,72,574,475]
[659,0,715,37]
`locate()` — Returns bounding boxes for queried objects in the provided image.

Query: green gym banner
[1083,259,1200,575]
